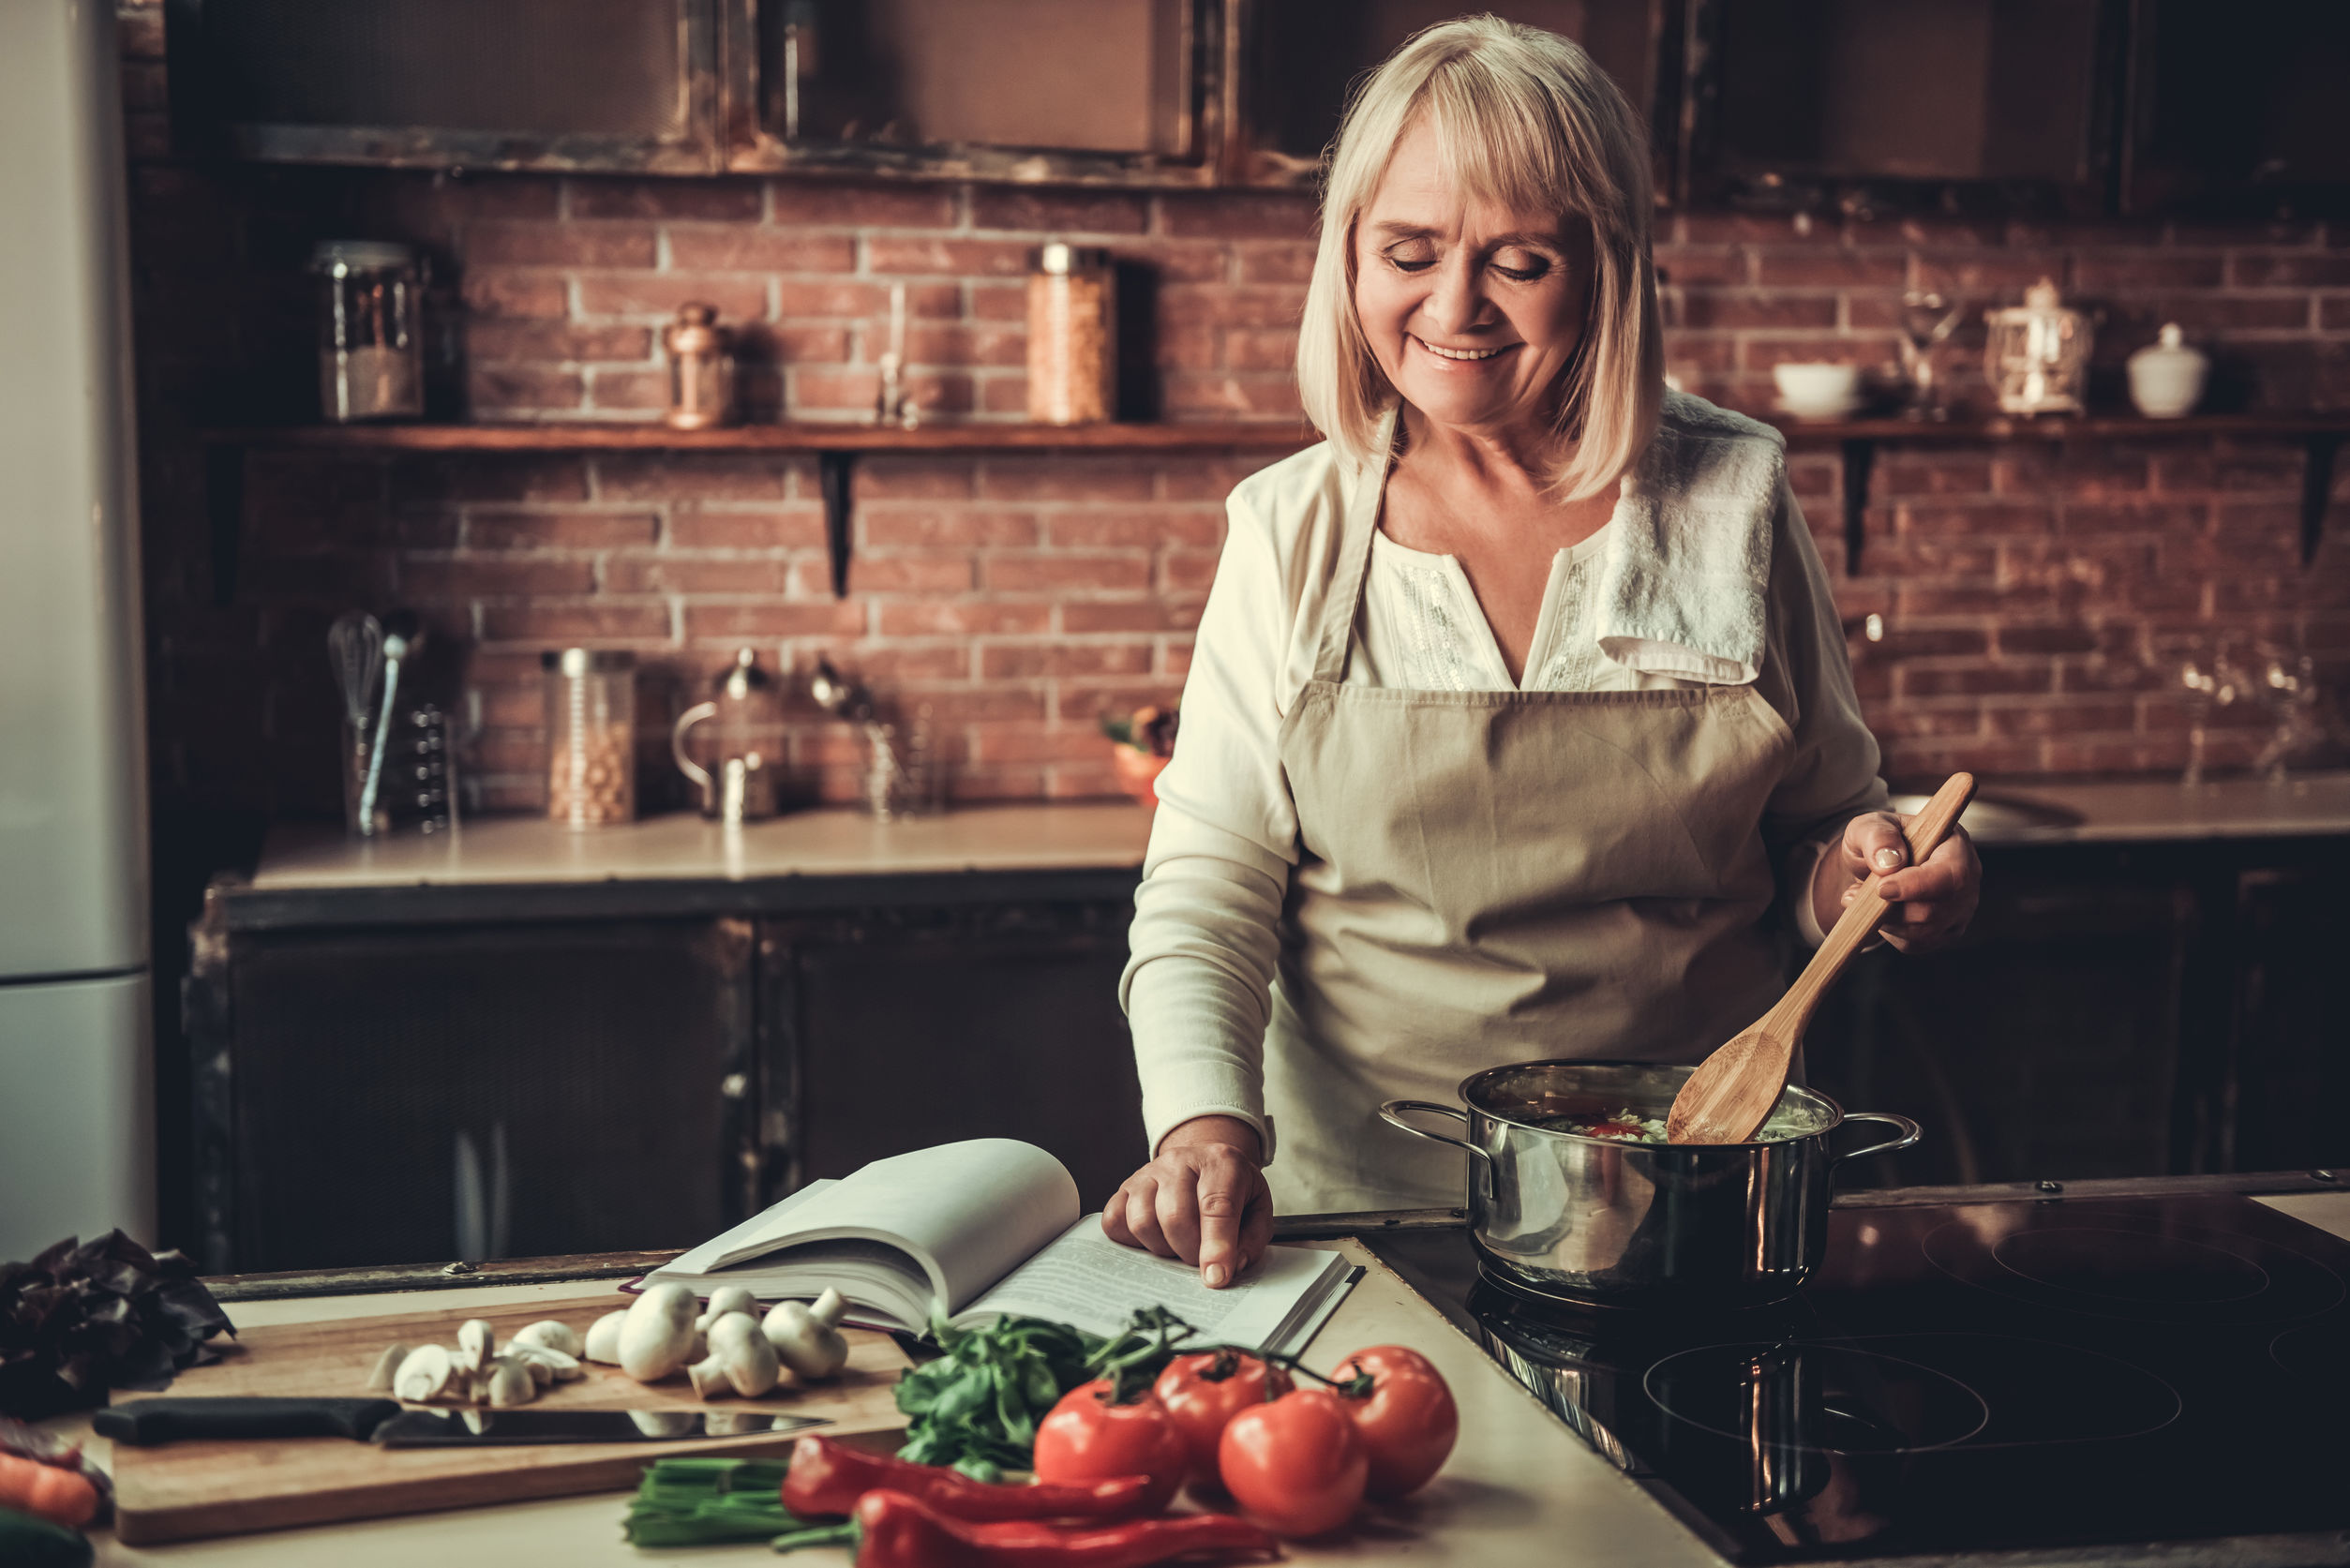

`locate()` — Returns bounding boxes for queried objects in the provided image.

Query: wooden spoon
[1665,771,1977,1145]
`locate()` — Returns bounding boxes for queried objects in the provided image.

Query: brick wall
[119,4,2350,822]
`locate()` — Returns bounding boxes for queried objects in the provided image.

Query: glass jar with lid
[544,649,636,828]
[1025,243,1115,426]
[311,240,426,423]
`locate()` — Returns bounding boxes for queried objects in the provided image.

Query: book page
[959,1217,1349,1351]
[696,1139,1078,1314]
[662,1180,837,1277]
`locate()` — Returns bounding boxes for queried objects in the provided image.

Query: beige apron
[1265,440,1797,1215]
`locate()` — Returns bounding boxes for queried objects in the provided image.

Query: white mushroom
[364,1343,411,1394]
[761,1289,850,1381]
[688,1312,781,1399]
[484,1357,537,1408]
[511,1320,583,1357]
[506,1342,584,1382]
[454,1319,496,1375]
[695,1286,762,1335]
[392,1343,457,1403]
[582,1309,628,1366]
[617,1283,700,1382]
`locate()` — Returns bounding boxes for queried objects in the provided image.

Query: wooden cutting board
[108,1290,914,1545]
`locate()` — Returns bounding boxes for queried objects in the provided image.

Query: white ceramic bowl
[1771,362,1862,418]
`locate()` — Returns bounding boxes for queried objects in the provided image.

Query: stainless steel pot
[1379,1061,1919,1311]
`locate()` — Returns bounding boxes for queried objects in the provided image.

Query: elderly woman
[1105,18,1979,1286]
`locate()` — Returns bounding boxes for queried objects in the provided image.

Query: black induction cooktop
[1368,1193,2350,1563]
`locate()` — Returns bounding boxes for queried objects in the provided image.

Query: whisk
[328,612,383,731]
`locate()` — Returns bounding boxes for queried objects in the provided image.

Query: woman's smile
[1412,335,1519,365]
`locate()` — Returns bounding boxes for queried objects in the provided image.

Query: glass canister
[311,240,426,423]
[544,649,636,828]
[663,302,737,430]
[1983,277,2091,416]
[1026,243,1115,426]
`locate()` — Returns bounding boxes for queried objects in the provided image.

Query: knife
[95,1397,830,1447]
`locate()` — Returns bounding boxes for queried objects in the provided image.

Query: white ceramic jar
[2128,323,2208,419]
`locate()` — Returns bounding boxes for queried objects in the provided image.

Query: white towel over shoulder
[1595,390,1786,686]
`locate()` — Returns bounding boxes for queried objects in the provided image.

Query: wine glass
[1897,290,1967,421]
[2176,637,2244,788]
[2252,643,2320,784]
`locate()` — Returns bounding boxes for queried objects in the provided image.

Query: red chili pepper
[782,1436,1153,1522]
[850,1489,1280,1568]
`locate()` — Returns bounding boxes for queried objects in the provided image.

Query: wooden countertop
[245,772,2350,896]
[1969,771,2350,844]
[73,1239,1718,1568]
[249,802,1152,890]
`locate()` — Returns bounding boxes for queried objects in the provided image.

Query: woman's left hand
[1810,809,1981,953]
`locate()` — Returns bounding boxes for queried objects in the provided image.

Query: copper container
[1025,244,1115,426]
[664,303,737,430]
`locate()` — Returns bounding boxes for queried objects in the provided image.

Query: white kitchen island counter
[70,1238,1719,1568]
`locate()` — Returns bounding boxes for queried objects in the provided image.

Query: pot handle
[1832,1112,1923,1170]
[1377,1100,1492,1169]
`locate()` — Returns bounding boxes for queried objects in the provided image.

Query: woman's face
[1353,117,1595,441]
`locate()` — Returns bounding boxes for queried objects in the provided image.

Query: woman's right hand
[1100,1115,1274,1289]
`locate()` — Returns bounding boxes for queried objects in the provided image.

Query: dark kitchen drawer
[201,918,753,1273]
[759,903,1146,1211]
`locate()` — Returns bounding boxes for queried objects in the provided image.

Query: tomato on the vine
[1334,1344,1458,1498]
[1030,1380,1189,1514]
[1153,1350,1294,1488]
[1217,1387,1368,1538]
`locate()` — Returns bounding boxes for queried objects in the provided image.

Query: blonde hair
[1295,15,1663,500]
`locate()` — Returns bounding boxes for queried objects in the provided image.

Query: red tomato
[1031,1380,1189,1514]
[1153,1351,1295,1488]
[1217,1387,1368,1538]
[1334,1345,1458,1498]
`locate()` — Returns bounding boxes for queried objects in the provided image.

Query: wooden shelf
[1758,411,2350,573]
[200,420,1316,454]
[199,412,2347,603]
[1762,412,2350,444]
[199,422,1317,606]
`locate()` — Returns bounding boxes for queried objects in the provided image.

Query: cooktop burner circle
[1992,1227,2269,1304]
[1643,1342,1990,1456]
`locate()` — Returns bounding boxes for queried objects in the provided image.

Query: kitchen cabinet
[182,814,1151,1274]
[757,901,1145,1208]
[1807,833,2350,1190]
[190,917,755,1274]
[160,0,2350,217]
[163,0,726,172]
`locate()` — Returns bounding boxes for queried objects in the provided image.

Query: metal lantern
[663,302,737,430]
[1983,278,2091,416]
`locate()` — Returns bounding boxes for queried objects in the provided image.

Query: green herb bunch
[892,1307,1202,1478]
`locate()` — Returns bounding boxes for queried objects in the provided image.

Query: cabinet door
[165,0,724,172]
[761,903,1146,1209]
[2223,863,2350,1172]
[1803,851,2193,1187]
[217,919,752,1272]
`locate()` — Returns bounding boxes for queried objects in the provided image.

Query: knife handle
[94,1396,402,1445]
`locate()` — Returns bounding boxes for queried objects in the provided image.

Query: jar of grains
[1025,243,1115,426]
[544,648,636,828]
[311,240,426,422]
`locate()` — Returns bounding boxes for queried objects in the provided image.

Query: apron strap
[1309,405,1399,685]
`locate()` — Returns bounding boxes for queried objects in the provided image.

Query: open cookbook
[641,1139,1358,1356]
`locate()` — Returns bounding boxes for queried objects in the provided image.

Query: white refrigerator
[0,0,157,1261]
